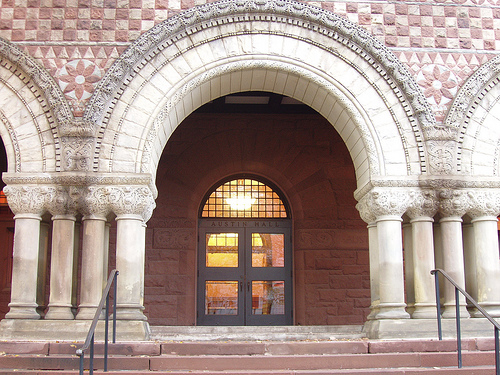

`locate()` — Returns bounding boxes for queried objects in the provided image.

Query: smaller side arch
[444,55,500,176]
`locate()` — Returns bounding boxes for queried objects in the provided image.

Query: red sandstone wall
[144,112,370,326]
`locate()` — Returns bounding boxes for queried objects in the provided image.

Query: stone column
[467,191,500,317]
[439,190,469,318]
[407,190,439,319]
[76,186,109,320]
[402,222,414,315]
[46,188,77,320]
[357,189,410,320]
[3,186,48,319]
[356,198,379,320]
[109,186,155,320]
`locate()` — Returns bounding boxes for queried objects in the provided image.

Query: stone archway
[85,0,432,190]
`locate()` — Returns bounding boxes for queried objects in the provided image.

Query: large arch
[85,0,434,192]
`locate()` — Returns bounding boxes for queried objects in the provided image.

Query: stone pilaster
[3,185,50,319]
[466,190,500,317]
[109,186,155,321]
[406,190,439,319]
[438,189,469,318]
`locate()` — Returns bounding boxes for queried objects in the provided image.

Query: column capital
[466,190,500,219]
[356,188,411,223]
[438,189,469,218]
[46,186,79,217]
[406,189,439,220]
[108,185,156,222]
[3,185,52,216]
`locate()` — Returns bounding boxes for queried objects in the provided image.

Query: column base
[116,306,147,321]
[5,303,40,320]
[471,303,500,318]
[442,304,470,319]
[411,304,438,319]
[373,304,410,319]
[0,319,150,341]
[363,317,500,339]
[45,306,74,320]
[75,305,105,320]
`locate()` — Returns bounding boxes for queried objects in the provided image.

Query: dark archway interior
[144,93,370,326]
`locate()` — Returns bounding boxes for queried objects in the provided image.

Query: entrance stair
[0,334,497,374]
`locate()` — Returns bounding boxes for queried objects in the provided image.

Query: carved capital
[3,185,52,216]
[406,189,439,219]
[466,190,500,218]
[107,186,156,221]
[46,186,78,216]
[438,189,469,218]
[356,189,411,221]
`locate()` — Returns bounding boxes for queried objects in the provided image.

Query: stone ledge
[0,319,150,341]
[364,318,500,340]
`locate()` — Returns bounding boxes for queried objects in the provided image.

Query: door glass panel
[251,281,285,315]
[251,233,284,267]
[206,233,238,267]
[205,281,238,315]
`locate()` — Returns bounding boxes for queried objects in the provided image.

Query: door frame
[197,219,292,326]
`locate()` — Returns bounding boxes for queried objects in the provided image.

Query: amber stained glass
[201,179,287,218]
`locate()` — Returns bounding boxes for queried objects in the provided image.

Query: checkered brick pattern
[0,0,498,118]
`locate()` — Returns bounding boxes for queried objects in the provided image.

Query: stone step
[149,325,366,341]
[3,367,497,375]
[0,351,495,372]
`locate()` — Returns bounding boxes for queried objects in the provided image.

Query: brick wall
[143,112,369,325]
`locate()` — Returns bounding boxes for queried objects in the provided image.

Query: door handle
[240,281,243,291]
[247,282,250,292]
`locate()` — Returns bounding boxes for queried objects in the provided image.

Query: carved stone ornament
[427,140,455,175]
[46,186,78,216]
[445,54,500,131]
[84,0,435,138]
[2,185,53,216]
[406,190,439,219]
[0,38,74,134]
[62,136,94,172]
[356,189,411,221]
[438,189,470,218]
[466,190,500,218]
[106,186,156,221]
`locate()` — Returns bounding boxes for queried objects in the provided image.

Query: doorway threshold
[150,325,365,341]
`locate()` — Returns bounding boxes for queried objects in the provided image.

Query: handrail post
[433,271,442,340]
[496,327,500,375]
[89,335,94,375]
[113,271,118,343]
[455,287,462,368]
[104,292,110,372]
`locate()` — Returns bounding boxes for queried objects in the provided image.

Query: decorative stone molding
[2,185,52,216]
[0,38,73,145]
[107,186,156,221]
[438,189,470,218]
[406,190,439,219]
[445,54,500,132]
[427,140,456,175]
[85,0,433,170]
[46,186,78,216]
[356,189,411,222]
[466,190,500,219]
[61,136,94,172]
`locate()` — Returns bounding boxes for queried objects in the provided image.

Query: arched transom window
[201,178,288,218]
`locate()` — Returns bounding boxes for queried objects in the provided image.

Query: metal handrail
[431,268,500,374]
[76,270,119,375]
